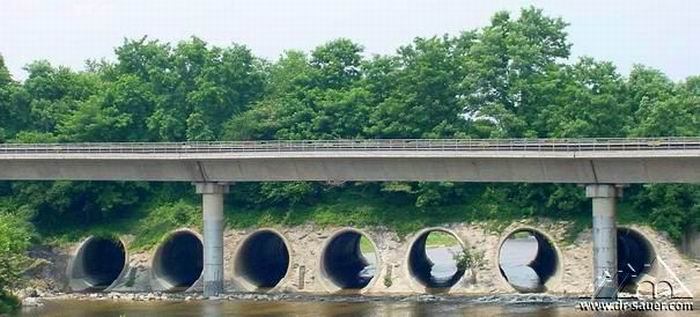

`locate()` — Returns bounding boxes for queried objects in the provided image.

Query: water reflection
[499,230,559,293]
[407,230,464,289]
[360,252,376,280]
[427,246,461,281]
[500,234,540,291]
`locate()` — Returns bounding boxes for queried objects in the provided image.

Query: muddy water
[16,299,699,317]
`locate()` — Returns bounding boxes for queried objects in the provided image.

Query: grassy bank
[36,184,675,253]
[40,187,598,251]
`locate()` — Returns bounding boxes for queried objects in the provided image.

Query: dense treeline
[0,7,699,272]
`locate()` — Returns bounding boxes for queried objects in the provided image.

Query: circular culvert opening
[498,229,560,293]
[407,229,465,289]
[617,227,656,292]
[68,236,127,292]
[151,230,204,292]
[321,229,377,290]
[234,229,290,290]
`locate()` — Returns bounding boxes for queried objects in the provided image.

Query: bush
[383,275,393,288]
[131,200,201,250]
[0,291,21,314]
[0,211,32,313]
[452,247,484,272]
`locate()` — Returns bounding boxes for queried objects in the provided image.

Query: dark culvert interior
[71,237,126,291]
[408,230,464,289]
[322,231,376,289]
[235,230,290,289]
[152,231,203,291]
[499,230,558,293]
[617,228,655,292]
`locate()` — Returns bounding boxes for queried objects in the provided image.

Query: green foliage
[383,275,393,288]
[257,182,319,207]
[224,187,551,238]
[631,184,700,242]
[131,200,202,250]
[12,181,148,233]
[0,291,21,314]
[0,209,33,296]
[462,7,571,138]
[452,247,485,272]
[0,7,697,251]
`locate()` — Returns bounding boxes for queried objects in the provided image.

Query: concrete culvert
[321,230,377,290]
[407,229,465,289]
[151,230,203,292]
[234,230,290,290]
[499,229,559,293]
[617,228,656,292]
[68,236,127,292]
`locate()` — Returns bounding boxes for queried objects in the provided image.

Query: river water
[15,298,699,316]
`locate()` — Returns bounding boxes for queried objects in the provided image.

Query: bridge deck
[1,138,700,154]
[1,138,699,183]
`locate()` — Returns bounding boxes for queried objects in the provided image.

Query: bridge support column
[586,184,622,299]
[195,182,229,297]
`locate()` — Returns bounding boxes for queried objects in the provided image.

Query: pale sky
[1,0,698,81]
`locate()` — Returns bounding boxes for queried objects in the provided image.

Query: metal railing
[0,138,699,154]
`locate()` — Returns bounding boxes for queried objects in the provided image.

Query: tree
[57,96,130,141]
[224,40,369,140]
[0,55,15,139]
[0,211,32,295]
[627,66,699,136]
[186,44,266,138]
[309,39,363,90]
[1,7,699,258]
[366,34,473,138]
[186,112,215,141]
[0,55,11,86]
[633,184,700,242]
[462,7,571,137]
[539,57,628,137]
[114,37,182,140]
[22,61,100,134]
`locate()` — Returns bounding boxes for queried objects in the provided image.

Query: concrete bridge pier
[195,182,230,297]
[586,184,622,299]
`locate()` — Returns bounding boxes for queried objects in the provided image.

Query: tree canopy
[0,7,698,245]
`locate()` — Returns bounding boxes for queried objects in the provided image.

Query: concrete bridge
[2,138,700,298]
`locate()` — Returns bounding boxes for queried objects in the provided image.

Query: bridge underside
[1,156,699,183]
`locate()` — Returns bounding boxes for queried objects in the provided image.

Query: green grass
[358,229,459,254]
[425,231,460,248]
[359,236,374,254]
[40,188,574,249]
[224,188,524,237]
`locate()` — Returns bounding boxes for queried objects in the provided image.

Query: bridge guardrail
[1,138,700,154]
